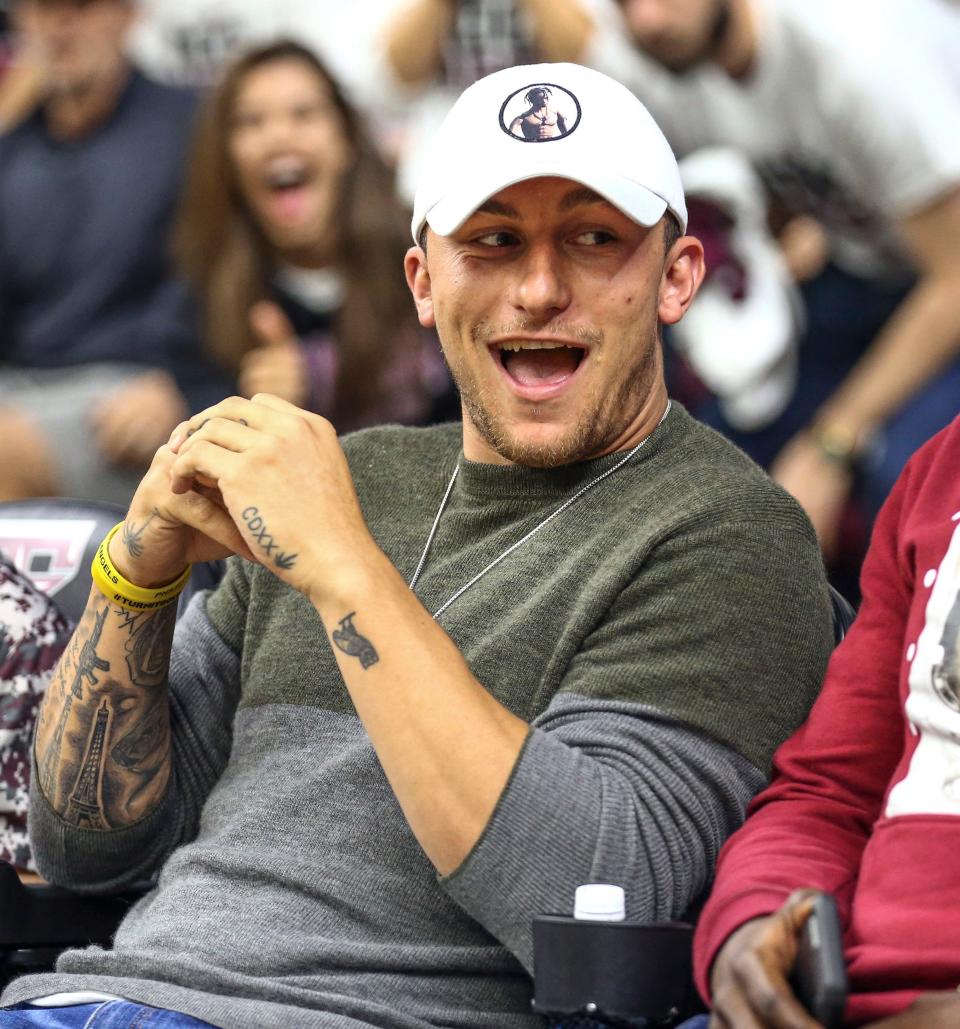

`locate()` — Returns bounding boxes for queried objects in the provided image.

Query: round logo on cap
[499,82,581,143]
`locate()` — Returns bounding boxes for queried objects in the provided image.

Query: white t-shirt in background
[588,0,960,281]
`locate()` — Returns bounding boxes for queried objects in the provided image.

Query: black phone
[790,893,848,1028]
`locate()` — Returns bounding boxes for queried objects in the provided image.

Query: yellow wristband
[91,522,192,612]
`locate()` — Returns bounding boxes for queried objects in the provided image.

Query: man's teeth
[498,342,580,352]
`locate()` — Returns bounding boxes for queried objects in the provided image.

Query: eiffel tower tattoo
[66,698,112,829]
[40,605,111,794]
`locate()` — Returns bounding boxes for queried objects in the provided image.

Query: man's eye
[474,231,518,247]
[574,230,616,245]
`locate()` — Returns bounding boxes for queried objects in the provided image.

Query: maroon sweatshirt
[695,415,960,1025]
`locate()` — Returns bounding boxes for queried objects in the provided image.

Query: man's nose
[511,244,572,319]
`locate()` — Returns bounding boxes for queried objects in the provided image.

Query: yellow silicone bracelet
[90,522,192,612]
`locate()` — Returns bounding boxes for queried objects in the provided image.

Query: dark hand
[709,890,823,1029]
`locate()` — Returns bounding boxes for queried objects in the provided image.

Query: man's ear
[404,245,436,328]
[658,236,706,326]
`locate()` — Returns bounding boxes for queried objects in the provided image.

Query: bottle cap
[573,883,626,922]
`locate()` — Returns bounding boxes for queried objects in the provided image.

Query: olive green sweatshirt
[12,405,834,1028]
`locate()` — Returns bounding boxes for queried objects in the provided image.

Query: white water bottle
[573,883,626,923]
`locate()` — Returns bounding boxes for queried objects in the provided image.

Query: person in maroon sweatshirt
[692,413,960,1029]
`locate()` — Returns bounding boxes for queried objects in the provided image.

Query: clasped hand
[112,394,372,601]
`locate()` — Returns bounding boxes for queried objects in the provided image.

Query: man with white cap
[6,64,833,1028]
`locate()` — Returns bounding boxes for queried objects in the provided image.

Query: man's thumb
[250,300,295,348]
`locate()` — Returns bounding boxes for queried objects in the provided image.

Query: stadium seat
[0,498,125,623]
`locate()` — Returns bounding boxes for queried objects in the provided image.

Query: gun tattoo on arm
[331,612,379,669]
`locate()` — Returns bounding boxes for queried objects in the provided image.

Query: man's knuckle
[712,983,736,1013]
[734,951,776,997]
[753,985,783,1022]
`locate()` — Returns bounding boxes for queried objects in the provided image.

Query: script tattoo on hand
[331,612,379,669]
[35,596,177,829]
[242,506,298,570]
[121,509,158,559]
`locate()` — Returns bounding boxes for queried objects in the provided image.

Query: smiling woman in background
[175,40,453,431]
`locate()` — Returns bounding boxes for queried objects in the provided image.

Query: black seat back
[0,498,125,624]
[0,498,224,623]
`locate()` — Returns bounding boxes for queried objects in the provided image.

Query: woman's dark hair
[174,40,413,423]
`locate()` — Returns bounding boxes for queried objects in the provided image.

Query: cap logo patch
[499,83,581,143]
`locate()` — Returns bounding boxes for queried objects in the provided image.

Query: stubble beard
[449,319,661,469]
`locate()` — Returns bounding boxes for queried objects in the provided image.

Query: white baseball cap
[411,62,687,243]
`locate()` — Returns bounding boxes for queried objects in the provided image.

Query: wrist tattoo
[121,509,158,559]
[331,612,379,669]
[242,506,298,570]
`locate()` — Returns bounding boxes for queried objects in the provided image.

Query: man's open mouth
[494,341,588,389]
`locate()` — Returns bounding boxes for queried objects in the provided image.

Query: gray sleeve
[439,695,764,972]
[29,592,241,892]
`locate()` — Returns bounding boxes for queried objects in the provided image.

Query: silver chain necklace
[408,402,672,618]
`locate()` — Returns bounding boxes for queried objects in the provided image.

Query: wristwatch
[810,421,865,470]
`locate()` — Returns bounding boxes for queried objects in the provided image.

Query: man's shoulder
[342,421,462,475]
[651,406,817,538]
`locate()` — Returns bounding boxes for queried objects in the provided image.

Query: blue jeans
[547,1019,709,1028]
[0,1002,215,1028]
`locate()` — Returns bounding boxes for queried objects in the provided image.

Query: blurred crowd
[0,0,958,592]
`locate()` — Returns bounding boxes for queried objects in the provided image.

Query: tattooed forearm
[34,588,177,829]
[331,612,379,669]
[121,509,158,559]
[241,506,298,570]
[109,692,171,818]
[38,605,110,794]
[119,604,178,688]
[65,698,113,829]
